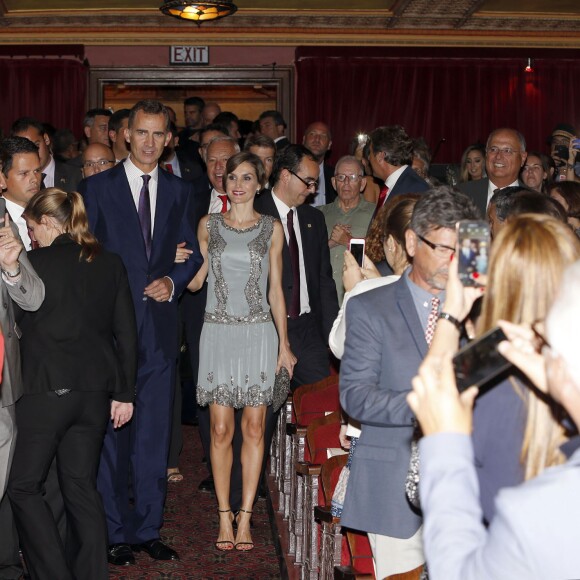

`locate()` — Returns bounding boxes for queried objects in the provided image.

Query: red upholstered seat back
[304,411,341,463]
[293,376,340,426]
[345,530,375,576]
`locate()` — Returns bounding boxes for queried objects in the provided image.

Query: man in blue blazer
[79,100,202,566]
[339,187,479,578]
[367,125,429,219]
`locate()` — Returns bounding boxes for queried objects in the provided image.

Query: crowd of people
[0,92,579,579]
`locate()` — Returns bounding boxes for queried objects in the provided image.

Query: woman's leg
[236,404,267,550]
[7,393,73,580]
[209,403,235,548]
[57,391,110,580]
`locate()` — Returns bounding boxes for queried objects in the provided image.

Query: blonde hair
[478,214,580,479]
[24,188,100,262]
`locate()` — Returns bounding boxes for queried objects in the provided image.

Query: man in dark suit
[161,122,204,182]
[0,137,46,580]
[459,128,527,218]
[339,187,480,578]
[108,108,130,163]
[255,144,339,386]
[11,117,81,193]
[368,125,429,220]
[259,110,289,152]
[302,121,337,206]
[78,100,203,566]
[244,134,276,193]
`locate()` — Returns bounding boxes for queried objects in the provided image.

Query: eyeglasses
[486,146,521,157]
[287,169,318,190]
[416,234,455,258]
[83,159,115,169]
[334,173,363,183]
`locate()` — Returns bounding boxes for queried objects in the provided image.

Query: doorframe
[89,66,294,140]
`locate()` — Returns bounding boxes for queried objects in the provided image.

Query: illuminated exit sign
[170,46,209,65]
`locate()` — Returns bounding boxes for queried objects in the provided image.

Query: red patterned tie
[371,185,389,221]
[218,194,228,213]
[165,163,173,174]
[424,297,440,347]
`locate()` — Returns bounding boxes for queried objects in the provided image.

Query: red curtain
[0,58,88,138]
[295,48,580,164]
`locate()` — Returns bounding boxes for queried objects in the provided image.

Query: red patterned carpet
[109,425,283,579]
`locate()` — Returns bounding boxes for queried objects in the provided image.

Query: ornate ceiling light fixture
[160,1,238,23]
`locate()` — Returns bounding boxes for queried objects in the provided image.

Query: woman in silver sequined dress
[188,151,296,552]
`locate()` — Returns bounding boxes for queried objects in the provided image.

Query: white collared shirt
[310,161,327,207]
[4,198,31,251]
[271,190,311,315]
[385,164,408,194]
[164,153,182,178]
[209,188,230,214]
[124,156,159,235]
[487,179,519,208]
[43,156,56,189]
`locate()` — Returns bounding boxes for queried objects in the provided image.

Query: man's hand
[110,401,134,429]
[0,213,23,271]
[175,242,193,264]
[407,354,478,436]
[144,277,173,302]
[329,224,351,248]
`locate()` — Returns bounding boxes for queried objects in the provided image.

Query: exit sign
[170,46,209,65]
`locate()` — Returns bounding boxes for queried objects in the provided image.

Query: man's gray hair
[486,128,526,153]
[206,135,241,154]
[334,155,364,176]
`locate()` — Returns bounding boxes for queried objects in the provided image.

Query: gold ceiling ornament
[159,1,238,23]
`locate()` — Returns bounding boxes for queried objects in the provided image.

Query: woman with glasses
[188,151,296,552]
[428,213,580,523]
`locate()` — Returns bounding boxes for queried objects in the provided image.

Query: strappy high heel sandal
[234,508,254,552]
[215,508,235,551]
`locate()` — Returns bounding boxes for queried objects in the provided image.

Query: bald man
[81,143,116,179]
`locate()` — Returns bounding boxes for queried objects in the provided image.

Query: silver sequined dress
[196,213,279,408]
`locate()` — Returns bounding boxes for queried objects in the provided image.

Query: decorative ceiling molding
[1,2,580,47]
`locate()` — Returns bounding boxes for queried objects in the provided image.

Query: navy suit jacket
[340,275,425,537]
[78,162,203,360]
[458,177,524,218]
[389,165,430,199]
[254,191,338,341]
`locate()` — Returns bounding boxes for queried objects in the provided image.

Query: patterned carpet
[109,425,282,580]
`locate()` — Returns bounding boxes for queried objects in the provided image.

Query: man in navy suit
[79,100,203,566]
[340,187,479,578]
[368,125,429,218]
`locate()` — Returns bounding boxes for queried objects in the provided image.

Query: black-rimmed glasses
[287,169,318,190]
[416,234,455,258]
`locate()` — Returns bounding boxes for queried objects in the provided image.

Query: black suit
[7,235,137,580]
[389,165,430,199]
[308,163,337,206]
[53,159,82,193]
[458,177,524,218]
[174,151,204,182]
[275,137,290,152]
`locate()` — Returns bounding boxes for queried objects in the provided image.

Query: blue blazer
[78,162,203,359]
[389,165,430,199]
[340,276,425,538]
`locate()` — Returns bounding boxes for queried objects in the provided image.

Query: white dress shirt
[42,156,56,189]
[5,198,31,251]
[271,190,311,315]
[385,164,407,194]
[310,161,327,207]
[124,156,159,235]
[163,153,182,178]
[209,188,230,214]
[487,178,519,207]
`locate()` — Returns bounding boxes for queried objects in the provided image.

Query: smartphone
[0,197,5,218]
[456,220,490,287]
[357,133,368,145]
[453,327,513,393]
[349,238,365,268]
[555,144,570,162]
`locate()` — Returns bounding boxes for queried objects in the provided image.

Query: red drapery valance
[296,48,580,164]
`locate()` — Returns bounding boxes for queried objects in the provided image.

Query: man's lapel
[395,279,428,359]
